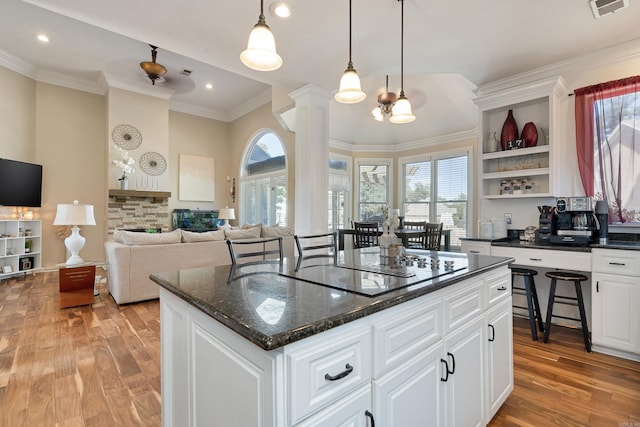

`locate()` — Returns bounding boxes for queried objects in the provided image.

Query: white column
[289,85,332,235]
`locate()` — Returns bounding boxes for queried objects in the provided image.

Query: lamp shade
[53,201,96,226]
[218,208,236,220]
[240,23,283,71]
[335,68,366,104]
[390,96,416,124]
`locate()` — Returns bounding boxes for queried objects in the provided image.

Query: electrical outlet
[504,213,512,225]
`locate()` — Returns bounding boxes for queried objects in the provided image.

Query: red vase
[521,122,538,147]
[500,109,518,151]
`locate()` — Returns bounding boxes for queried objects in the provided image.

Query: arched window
[241,130,288,226]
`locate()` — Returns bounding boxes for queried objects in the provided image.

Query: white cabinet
[159,266,513,427]
[474,77,571,199]
[485,298,514,420]
[461,240,491,256]
[0,220,41,278]
[591,249,640,360]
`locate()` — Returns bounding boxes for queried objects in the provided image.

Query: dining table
[337,227,451,251]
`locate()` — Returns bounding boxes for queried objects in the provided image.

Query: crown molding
[228,88,273,122]
[0,49,38,79]
[37,69,104,95]
[476,37,640,95]
[330,128,478,153]
[102,72,175,100]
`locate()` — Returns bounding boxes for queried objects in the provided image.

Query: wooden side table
[59,264,96,308]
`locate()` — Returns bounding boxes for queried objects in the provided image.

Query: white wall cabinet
[591,249,640,360]
[0,220,41,278]
[474,77,571,199]
[159,266,512,427]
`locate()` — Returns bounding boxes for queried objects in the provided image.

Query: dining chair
[403,221,427,249]
[424,222,444,250]
[294,232,337,269]
[352,222,379,248]
[226,237,284,283]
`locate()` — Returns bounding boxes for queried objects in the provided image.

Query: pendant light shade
[241,0,282,71]
[335,0,366,104]
[390,0,415,124]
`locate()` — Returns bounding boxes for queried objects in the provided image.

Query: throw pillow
[224,226,261,240]
[241,223,263,230]
[181,229,225,243]
[120,229,182,245]
[261,225,295,237]
[112,229,124,243]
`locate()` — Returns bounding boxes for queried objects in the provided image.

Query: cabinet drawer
[486,269,511,307]
[461,241,491,255]
[491,246,591,271]
[285,323,371,425]
[592,249,640,276]
[371,297,442,378]
[443,278,484,335]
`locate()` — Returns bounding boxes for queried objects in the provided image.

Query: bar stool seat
[510,267,544,341]
[543,271,591,352]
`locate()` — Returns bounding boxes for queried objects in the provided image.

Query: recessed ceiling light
[37,34,49,43]
[205,83,213,90]
[270,2,291,18]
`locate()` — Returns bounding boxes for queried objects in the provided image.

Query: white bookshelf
[0,220,41,278]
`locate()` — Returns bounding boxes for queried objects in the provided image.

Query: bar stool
[543,271,591,352]
[510,267,544,341]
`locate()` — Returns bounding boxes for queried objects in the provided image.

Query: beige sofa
[104,227,295,304]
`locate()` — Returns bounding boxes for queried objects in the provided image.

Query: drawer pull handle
[529,258,542,261]
[609,262,626,266]
[365,410,376,427]
[325,363,353,381]
[497,286,507,291]
[488,324,495,342]
[470,250,480,254]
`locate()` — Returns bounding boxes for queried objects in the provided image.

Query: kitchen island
[151,248,513,426]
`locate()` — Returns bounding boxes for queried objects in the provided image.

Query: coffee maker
[550,196,596,246]
[594,200,609,244]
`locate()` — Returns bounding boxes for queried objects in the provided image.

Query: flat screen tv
[0,158,43,207]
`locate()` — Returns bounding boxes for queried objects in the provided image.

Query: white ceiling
[2,0,640,146]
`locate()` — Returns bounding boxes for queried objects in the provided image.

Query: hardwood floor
[0,272,638,426]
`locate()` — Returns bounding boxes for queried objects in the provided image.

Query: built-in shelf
[108,189,171,203]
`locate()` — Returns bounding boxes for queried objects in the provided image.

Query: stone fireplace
[108,190,172,237]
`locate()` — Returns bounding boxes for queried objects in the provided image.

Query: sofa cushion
[181,229,225,243]
[224,226,261,240]
[261,225,295,237]
[120,229,182,245]
[112,229,124,243]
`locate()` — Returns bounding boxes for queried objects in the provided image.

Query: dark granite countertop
[463,232,640,252]
[150,248,512,351]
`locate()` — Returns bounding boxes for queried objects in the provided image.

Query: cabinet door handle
[529,257,542,261]
[488,324,495,342]
[447,352,456,375]
[497,286,507,291]
[609,262,626,266]
[470,250,480,254]
[596,281,599,293]
[365,410,376,427]
[324,363,353,381]
[440,359,450,382]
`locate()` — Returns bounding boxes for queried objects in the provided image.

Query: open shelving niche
[0,219,42,279]
[474,77,571,199]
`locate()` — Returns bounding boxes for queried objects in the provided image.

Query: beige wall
[35,83,106,267]
[168,111,232,212]
[0,67,36,162]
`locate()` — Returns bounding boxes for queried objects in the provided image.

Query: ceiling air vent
[590,0,628,18]
[179,69,192,76]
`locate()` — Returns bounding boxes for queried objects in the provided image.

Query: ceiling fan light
[371,106,384,122]
[335,68,366,103]
[140,62,167,78]
[390,96,416,124]
[240,22,283,71]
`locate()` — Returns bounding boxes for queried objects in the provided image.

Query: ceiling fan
[140,44,167,85]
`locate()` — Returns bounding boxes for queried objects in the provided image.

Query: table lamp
[53,200,96,265]
[218,207,235,229]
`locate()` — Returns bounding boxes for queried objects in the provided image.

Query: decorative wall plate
[139,151,167,176]
[112,124,142,150]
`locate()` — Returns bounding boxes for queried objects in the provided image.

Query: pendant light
[335,0,366,104]
[390,0,415,124]
[240,0,283,72]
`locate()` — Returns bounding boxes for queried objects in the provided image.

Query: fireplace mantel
[108,189,171,203]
